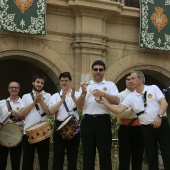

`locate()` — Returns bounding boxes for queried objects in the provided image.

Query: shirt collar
[60,89,71,96]
[32,90,45,95]
[134,85,146,96]
[7,97,22,103]
[90,79,106,85]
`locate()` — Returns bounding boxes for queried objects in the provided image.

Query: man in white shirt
[20,73,51,170]
[116,75,143,170]
[77,60,119,170]
[0,81,23,170]
[97,71,170,170]
[49,72,80,170]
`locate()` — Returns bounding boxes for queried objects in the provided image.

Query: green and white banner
[140,0,170,50]
[0,0,46,35]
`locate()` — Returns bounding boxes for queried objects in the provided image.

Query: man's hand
[95,97,105,104]
[62,90,67,101]
[11,110,20,118]
[71,87,75,98]
[93,89,105,97]
[152,116,162,128]
[34,93,42,103]
[81,83,87,96]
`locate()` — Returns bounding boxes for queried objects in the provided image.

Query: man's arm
[92,89,120,105]
[158,97,168,116]
[49,91,66,114]
[37,93,51,116]
[153,97,168,128]
[19,101,36,117]
[97,98,127,114]
[76,83,87,110]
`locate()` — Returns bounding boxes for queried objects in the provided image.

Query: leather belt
[84,114,107,117]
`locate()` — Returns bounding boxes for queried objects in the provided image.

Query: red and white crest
[14,0,34,14]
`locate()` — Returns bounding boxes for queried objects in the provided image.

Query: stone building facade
[1,0,169,169]
[1,0,170,114]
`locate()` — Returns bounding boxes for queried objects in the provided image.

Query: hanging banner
[0,0,46,35]
[140,0,170,50]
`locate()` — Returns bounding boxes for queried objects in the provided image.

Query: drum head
[58,116,72,130]
[0,123,22,148]
[26,121,47,131]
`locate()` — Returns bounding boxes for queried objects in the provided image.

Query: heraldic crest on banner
[14,0,34,14]
[140,0,170,50]
[150,7,168,33]
[0,0,46,35]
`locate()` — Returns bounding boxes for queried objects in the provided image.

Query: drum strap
[125,91,147,129]
[6,100,23,122]
[59,92,77,116]
[6,100,15,121]
[30,92,46,117]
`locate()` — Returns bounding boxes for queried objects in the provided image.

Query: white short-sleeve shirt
[122,85,165,125]
[0,97,22,123]
[80,79,119,115]
[48,89,80,121]
[21,90,51,134]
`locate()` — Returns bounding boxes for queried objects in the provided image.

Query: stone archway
[0,36,77,97]
[106,53,170,89]
[0,58,57,98]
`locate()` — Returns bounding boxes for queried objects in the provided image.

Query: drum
[25,120,52,144]
[58,115,80,140]
[0,123,22,148]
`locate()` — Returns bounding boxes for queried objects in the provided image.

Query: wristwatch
[157,114,163,118]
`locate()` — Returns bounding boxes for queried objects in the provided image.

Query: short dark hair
[32,73,46,82]
[59,72,72,81]
[91,60,106,70]
[8,81,20,89]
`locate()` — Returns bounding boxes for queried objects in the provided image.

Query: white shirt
[49,89,80,121]
[0,97,22,124]
[122,85,165,125]
[21,90,51,134]
[80,79,119,115]
[112,88,137,119]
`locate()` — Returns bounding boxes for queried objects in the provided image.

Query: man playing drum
[0,81,23,170]
[19,73,51,170]
[49,72,80,170]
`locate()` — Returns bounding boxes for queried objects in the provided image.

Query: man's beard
[33,85,43,92]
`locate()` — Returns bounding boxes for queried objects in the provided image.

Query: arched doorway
[0,59,57,99]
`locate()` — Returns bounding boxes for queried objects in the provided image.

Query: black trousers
[80,114,112,170]
[118,125,144,170]
[141,118,170,170]
[22,134,49,170]
[52,128,80,170]
[0,142,22,170]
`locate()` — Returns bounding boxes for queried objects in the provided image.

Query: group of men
[0,60,170,170]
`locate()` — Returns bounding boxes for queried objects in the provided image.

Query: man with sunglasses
[0,81,23,170]
[97,71,170,170]
[77,60,119,170]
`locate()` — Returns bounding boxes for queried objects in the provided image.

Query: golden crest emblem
[16,107,20,111]
[148,94,152,99]
[103,87,108,92]
[14,0,34,14]
[150,7,168,32]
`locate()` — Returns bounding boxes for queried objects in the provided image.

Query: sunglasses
[93,68,104,72]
